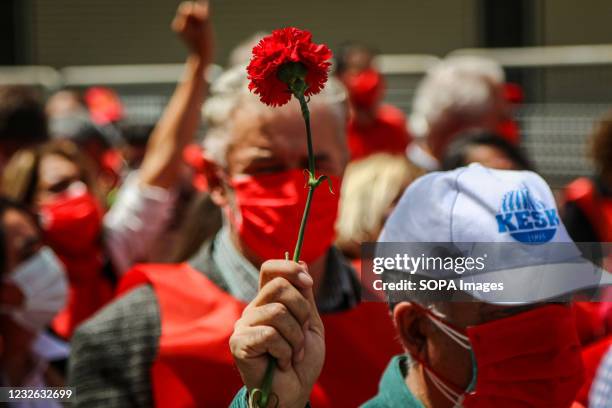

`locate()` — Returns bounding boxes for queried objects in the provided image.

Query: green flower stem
[251,64,325,408]
[249,358,278,408]
[292,93,316,262]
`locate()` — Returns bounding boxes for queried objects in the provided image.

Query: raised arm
[103,1,213,274]
[138,0,213,189]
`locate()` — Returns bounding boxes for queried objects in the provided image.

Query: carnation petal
[246,27,332,106]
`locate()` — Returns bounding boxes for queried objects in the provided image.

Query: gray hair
[202,65,348,167]
[409,56,505,139]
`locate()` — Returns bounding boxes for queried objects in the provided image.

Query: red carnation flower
[247,27,332,107]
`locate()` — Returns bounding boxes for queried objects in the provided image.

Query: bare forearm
[138,55,206,189]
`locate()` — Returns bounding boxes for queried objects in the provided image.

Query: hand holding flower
[242,27,333,407]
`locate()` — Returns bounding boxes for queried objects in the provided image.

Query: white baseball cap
[377,163,612,304]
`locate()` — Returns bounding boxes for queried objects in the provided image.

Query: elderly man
[230,164,609,407]
[68,6,400,408]
[406,56,509,171]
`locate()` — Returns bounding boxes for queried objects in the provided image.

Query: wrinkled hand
[171,1,214,65]
[230,260,325,408]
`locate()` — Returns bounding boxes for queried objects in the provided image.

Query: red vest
[565,177,612,243]
[118,263,402,408]
[566,178,612,406]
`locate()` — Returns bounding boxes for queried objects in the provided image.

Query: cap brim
[452,257,612,305]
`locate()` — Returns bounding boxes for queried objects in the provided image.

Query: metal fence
[0,45,610,188]
[517,103,609,188]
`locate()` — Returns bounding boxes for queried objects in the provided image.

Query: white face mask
[1,247,68,333]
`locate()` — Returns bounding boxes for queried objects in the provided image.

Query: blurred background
[1,0,611,187]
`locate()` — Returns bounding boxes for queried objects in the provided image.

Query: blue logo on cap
[496,189,559,244]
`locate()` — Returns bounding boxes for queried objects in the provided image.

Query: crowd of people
[0,1,611,407]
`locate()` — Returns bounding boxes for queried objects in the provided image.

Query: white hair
[433,55,505,84]
[409,56,505,138]
[202,65,348,167]
[227,32,269,68]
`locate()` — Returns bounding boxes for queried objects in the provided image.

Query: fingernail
[295,347,305,363]
[297,271,313,287]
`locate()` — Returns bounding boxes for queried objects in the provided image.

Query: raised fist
[171,1,214,65]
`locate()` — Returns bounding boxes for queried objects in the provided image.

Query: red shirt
[348,104,411,161]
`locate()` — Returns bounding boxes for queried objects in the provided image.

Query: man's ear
[393,302,430,359]
[202,156,229,207]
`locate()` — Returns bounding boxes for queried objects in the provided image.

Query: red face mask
[229,169,341,263]
[342,68,385,110]
[419,304,584,408]
[39,185,103,258]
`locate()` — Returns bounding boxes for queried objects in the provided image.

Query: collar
[316,246,360,313]
[210,227,260,303]
[370,355,425,408]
